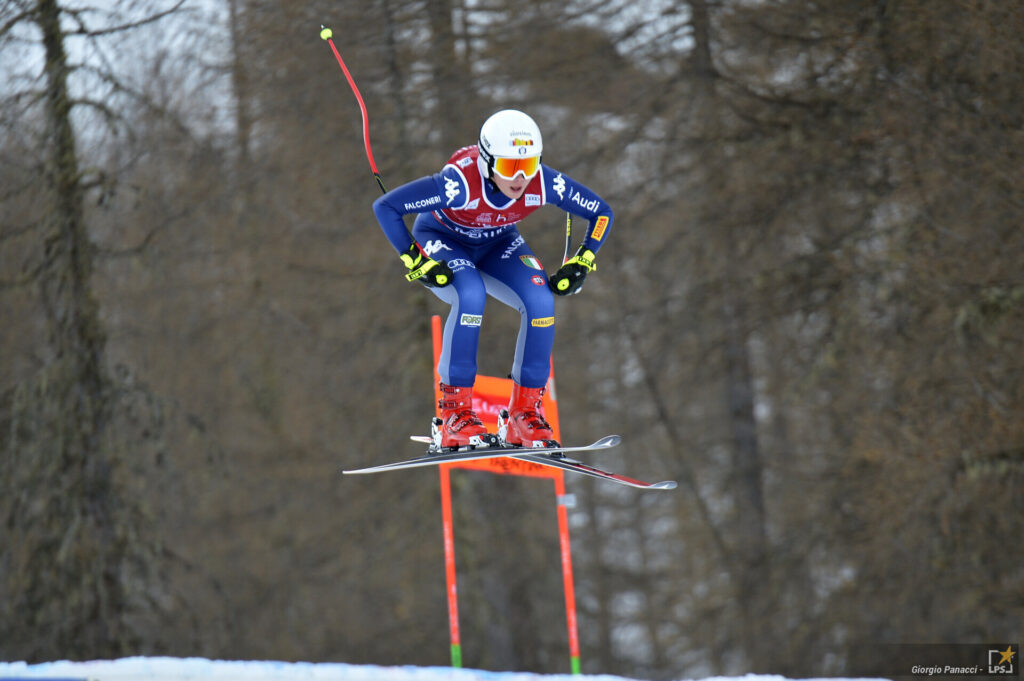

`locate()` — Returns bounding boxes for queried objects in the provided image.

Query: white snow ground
[0,657,882,681]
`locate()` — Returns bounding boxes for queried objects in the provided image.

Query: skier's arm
[544,168,614,256]
[372,176,446,253]
[544,168,613,295]
[372,176,453,287]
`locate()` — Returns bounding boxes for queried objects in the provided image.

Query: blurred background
[1,0,1022,678]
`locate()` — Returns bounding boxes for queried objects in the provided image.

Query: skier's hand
[400,241,454,287]
[548,247,596,296]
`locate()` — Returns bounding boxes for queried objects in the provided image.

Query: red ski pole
[320,25,387,194]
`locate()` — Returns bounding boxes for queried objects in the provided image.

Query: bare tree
[0,0,186,660]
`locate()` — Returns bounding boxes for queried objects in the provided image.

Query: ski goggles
[492,155,541,181]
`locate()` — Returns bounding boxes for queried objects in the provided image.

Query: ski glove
[400,241,453,287]
[548,246,596,296]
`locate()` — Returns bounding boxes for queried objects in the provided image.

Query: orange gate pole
[433,317,463,667]
[439,464,462,667]
[555,472,582,674]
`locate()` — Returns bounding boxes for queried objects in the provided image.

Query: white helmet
[478,110,543,179]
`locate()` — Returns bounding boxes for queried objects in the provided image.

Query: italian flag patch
[520,255,544,270]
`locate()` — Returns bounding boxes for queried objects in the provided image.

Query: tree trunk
[722,290,769,670]
[38,0,105,387]
[425,0,465,150]
[1,0,137,659]
[228,0,254,202]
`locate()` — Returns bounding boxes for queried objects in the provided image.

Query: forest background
[1,0,1022,679]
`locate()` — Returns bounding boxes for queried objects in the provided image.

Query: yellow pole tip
[320,27,333,40]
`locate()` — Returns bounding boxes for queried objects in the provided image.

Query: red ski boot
[503,383,560,448]
[436,383,493,449]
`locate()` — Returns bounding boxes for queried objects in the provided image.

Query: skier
[372,110,613,449]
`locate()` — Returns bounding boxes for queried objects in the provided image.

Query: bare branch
[0,8,33,42]
[96,203,193,259]
[63,0,187,38]
[69,63,192,140]
[71,95,127,129]
[0,219,37,242]
[0,171,41,201]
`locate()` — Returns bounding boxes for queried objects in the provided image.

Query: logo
[500,235,525,259]
[592,215,609,241]
[989,646,1016,675]
[531,275,546,286]
[447,258,475,271]
[520,255,543,270]
[444,176,460,205]
[552,173,566,201]
[849,643,1021,678]
[531,316,554,327]
[460,313,483,327]
[444,224,508,240]
[465,198,480,210]
[524,193,541,206]
[571,190,600,212]
[404,196,440,211]
[423,240,452,257]
[471,395,505,419]
[512,138,534,147]
[457,156,474,168]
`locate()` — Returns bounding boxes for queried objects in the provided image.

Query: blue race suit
[373,145,613,389]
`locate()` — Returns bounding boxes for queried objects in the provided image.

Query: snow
[0,658,882,681]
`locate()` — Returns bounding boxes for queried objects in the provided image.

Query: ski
[342,435,621,475]
[513,452,678,490]
[342,435,677,490]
